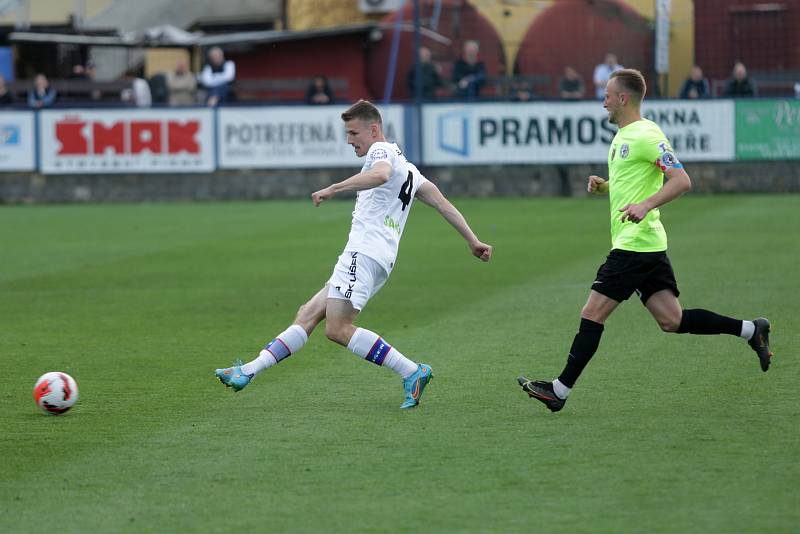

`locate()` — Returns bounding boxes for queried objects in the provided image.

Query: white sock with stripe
[740,320,755,340]
[347,327,418,379]
[241,324,308,377]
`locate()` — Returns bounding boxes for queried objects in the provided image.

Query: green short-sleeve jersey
[608,119,678,252]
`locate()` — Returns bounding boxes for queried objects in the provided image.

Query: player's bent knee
[580,307,604,324]
[659,318,681,333]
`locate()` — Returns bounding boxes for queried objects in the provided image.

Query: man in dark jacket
[679,65,710,99]
[724,62,755,98]
[452,40,486,100]
[407,46,443,100]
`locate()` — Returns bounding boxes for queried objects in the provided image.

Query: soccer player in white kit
[216,100,493,409]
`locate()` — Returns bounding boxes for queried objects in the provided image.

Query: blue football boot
[400,363,433,409]
[215,359,252,392]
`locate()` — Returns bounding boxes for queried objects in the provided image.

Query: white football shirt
[342,142,428,272]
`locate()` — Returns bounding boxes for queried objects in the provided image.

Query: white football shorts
[327,251,389,311]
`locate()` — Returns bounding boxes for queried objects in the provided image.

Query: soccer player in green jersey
[518,69,773,413]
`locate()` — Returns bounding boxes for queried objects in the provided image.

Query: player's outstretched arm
[311,162,392,207]
[417,181,492,262]
[588,175,608,194]
[619,167,692,223]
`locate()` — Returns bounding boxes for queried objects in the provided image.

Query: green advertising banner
[736,100,800,160]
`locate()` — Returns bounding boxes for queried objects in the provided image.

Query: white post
[655,0,672,96]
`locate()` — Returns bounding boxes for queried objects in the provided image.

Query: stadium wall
[2,161,799,204]
[1,100,799,203]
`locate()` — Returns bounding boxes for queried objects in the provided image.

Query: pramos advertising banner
[218,105,405,168]
[422,102,612,165]
[0,110,35,171]
[39,109,215,174]
[736,100,800,160]
[421,101,734,165]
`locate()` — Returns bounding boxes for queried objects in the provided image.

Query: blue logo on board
[437,110,469,156]
[0,125,20,145]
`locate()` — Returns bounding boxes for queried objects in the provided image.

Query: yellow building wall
[0,0,112,25]
[145,48,190,78]
[470,0,550,75]
[288,0,380,31]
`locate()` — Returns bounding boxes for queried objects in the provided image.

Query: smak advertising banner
[218,105,405,169]
[0,110,35,171]
[39,109,214,174]
[422,101,734,165]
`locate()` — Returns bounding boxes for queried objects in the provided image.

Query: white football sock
[740,320,755,340]
[347,327,418,379]
[241,324,308,376]
[552,379,571,400]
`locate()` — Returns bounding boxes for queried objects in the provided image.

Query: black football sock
[557,318,605,388]
[676,308,742,336]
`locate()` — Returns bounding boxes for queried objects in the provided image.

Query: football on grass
[34,372,79,415]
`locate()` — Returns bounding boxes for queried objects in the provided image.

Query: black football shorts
[590,249,680,304]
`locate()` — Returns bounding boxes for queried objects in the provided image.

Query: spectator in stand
[406,46,443,100]
[67,64,88,101]
[724,62,755,98]
[0,75,15,105]
[593,53,623,99]
[120,70,152,108]
[68,62,102,101]
[559,66,586,100]
[305,75,334,105]
[167,57,197,106]
[510,77,534,102]
[679,65,710,99]
[27,74,56,108]
[85,61,102,100]
[200,47,236,107]
[69,64,88,80]
[452,40,486,100]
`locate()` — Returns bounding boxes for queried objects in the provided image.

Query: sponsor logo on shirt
[655,151,681,171]
[369,147,389,161]
[384,215,401,235]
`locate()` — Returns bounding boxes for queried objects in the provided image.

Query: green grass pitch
[1,195,797,533]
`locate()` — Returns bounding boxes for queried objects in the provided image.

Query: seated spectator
[724,62,755,98]
[305,75,334,105]
[200,47,235,107]
[510,77,534,102]
[120,70,152,108]
[69,64,88,80]
[27,74,57,108]
[0,75,15,105]
[559,66,585,100]
[406,46,443,100]
[85,61,102,101]
[166,57,197,106]
[593,53,623,99]
[452,40,486,100]
[679,65,710,99]
[149,73,169,105]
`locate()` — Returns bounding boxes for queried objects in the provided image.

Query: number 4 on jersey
[398,171,413,211]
